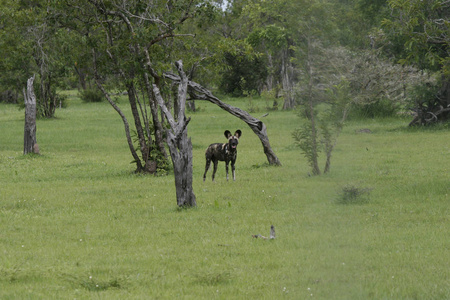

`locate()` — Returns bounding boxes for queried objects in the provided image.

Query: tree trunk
[166,128,196,207]
[23,75,38,155]
[74,64,87,90]
[144,72,168,161]
[266,52,274,91]
[164,72,282,166]
[92,50,144,172]
[96,80,144,172]
[306,39,320,175]
[281,49,295,110]
[154,61,196,207]
[127,83,154,172]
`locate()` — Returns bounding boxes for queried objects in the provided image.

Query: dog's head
[224,130,242,151]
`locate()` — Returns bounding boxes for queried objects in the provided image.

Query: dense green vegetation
[1,96,449,298]
[1,0,449,297]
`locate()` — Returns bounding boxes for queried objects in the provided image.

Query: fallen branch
[164,72,282,166]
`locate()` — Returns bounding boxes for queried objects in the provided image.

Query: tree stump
[23,75,38,155]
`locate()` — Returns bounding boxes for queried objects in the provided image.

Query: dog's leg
[203,157,211,182]
[212,160,218,182]
[225,160,230,181]
[231,160,236,181]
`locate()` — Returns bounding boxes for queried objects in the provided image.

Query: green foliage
[0,0,75,118]
[78,88,104,103]
[0,91,19,104]
[381,0,449,73]
[407,80,441,109]
[293,42,355,175]
[219,52,268,97]
[292,121,321,175]
[130,128,170,175]
[150,147,170,176]
[293,80,352,176]
[31,78,68,117]
[350,98,400,119]
[0,1,33,93]
[246,24,288,50]
[377,0,450,124]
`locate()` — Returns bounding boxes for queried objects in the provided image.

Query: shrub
[349,98,400,119]
[219,52,267,97]
[79,88,104,103]
[0,90,18,104]
[336,184,372,204]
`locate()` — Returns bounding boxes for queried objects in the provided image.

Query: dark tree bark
[37,74,57,118]
[154,61,196,207]
[23,75,38,155]
[74,64,88,90]
[164,73,282,166]
[126,83,157,173]
[143,72,168,161]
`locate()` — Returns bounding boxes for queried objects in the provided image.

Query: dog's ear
[224,130,232,139]
[234,130,242,139]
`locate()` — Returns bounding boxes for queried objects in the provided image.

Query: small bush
[337,184,372,204]
[56,93,68,109]
[0,90,18,104]
[349,98,399,119]
[79,88,104,103]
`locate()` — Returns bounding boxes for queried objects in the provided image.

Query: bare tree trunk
[23,75,38,155]
[164,72,282,166]
[154,61,196,207]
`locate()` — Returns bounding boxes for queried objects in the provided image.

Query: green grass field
[0,94,449,299]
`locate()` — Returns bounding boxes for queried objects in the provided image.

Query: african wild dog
[203,130,242,182]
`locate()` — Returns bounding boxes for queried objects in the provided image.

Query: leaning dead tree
[23,75,39,155]
[154,61,196,207]
[163,73,282,166]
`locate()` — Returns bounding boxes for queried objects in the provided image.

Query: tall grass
[0,95,449,299]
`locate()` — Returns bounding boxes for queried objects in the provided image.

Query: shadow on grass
[388,121,450,133]
[251,162,279,169]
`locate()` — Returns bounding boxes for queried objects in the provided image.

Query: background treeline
[0,0,448,124]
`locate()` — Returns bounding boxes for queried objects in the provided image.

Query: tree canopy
[1,0,448,124]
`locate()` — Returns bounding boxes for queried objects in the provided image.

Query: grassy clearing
[0,95,449,299]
